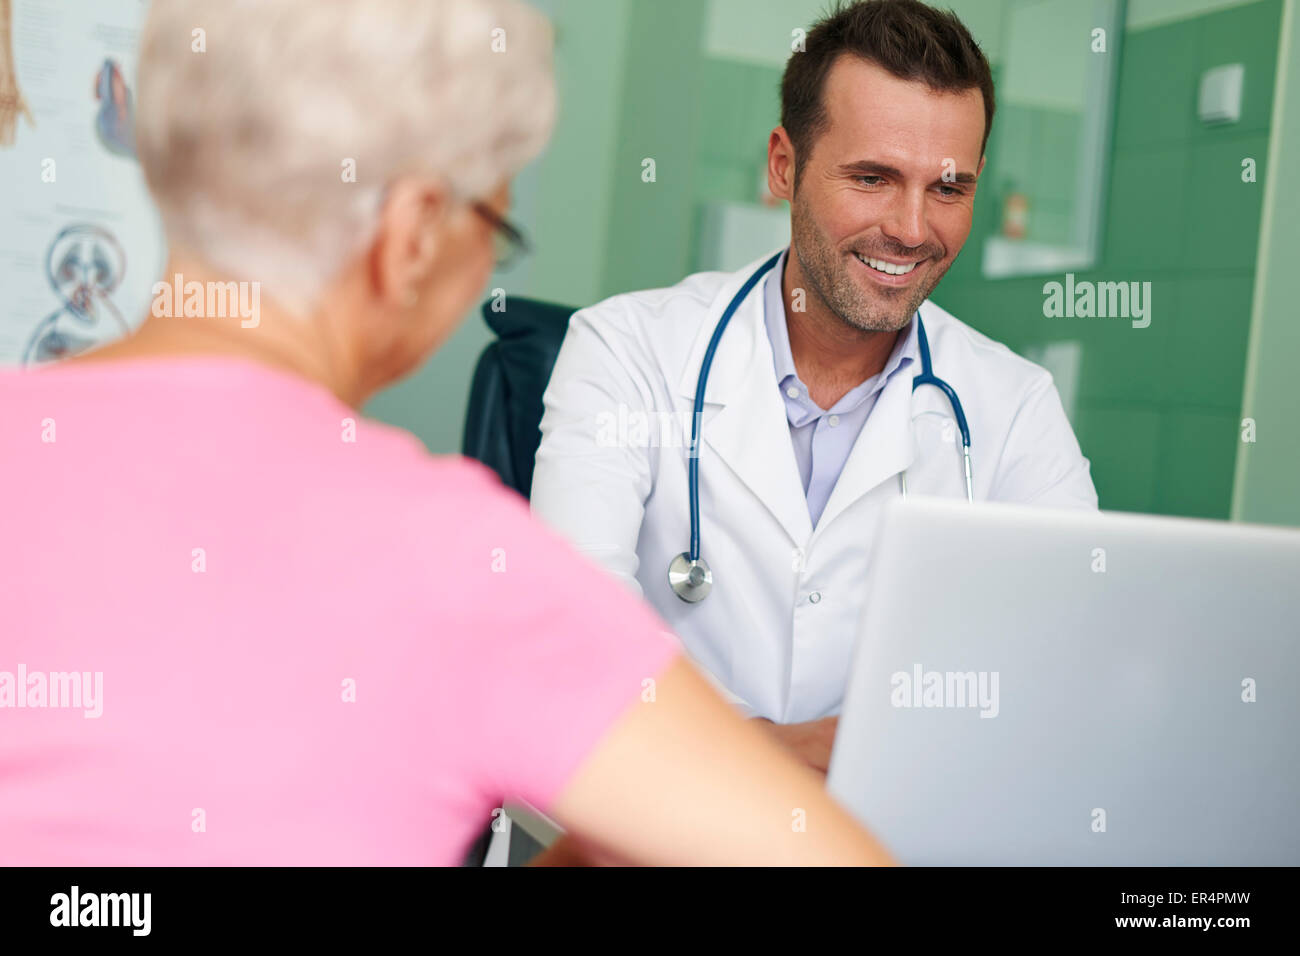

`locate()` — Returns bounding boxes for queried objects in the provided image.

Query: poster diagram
[93,57,134,158]
[0,0,35,148]
[23,224,129,365]
[0,0,163,365]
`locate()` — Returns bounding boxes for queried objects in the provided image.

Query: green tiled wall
[948,0,1280,518]
[693,0,1282,518]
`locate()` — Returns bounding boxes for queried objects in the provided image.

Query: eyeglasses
[472,202,530,270]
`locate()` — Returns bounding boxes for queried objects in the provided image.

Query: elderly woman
[0,0,891,865]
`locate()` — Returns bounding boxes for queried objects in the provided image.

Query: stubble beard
[789,191,951,335]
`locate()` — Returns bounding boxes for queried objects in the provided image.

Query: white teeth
[856,253,918,276]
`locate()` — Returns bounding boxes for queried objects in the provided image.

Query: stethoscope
[668,250,973,603]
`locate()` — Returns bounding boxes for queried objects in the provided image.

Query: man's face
[779,56,986,333]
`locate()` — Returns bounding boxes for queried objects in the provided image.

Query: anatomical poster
[0,0,163,366]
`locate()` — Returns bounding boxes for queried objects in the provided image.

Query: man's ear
[767,127,797,202]
[370,176,448,308]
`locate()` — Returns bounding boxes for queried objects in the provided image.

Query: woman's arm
[548,656,895,866]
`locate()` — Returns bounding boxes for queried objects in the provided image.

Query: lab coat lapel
[814,364,916,532]
[676,256,813,548]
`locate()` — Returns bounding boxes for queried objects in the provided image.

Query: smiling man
[531,0,1097,772]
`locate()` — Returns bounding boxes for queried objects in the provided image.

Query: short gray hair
[137,0,556,311]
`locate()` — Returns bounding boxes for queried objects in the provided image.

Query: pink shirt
[0,356,679,865]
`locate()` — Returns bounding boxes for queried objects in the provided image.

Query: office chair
[461,296,576,498]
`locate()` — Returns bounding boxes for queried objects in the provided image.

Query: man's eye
[937,185,962,197]
[857,175,883,186]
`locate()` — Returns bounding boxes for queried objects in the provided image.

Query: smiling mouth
[853,251,923,276]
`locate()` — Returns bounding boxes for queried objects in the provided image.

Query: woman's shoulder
[350,418,518,504]
[349,425,538,537]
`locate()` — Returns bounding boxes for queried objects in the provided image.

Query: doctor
[532,0,1097,771]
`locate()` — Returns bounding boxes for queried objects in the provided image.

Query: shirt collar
[763,248,920,411]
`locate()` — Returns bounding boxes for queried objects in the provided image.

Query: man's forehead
[819,55,985,164]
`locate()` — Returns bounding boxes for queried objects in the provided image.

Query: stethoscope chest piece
[668,552,713,603]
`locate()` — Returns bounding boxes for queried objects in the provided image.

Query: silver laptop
[827,497,1300,865]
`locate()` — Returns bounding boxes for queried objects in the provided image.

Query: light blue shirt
[762,249,920,527]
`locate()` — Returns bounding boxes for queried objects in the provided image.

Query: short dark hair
[780,0,995,180]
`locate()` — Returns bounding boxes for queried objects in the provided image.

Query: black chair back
[462,296,576,498]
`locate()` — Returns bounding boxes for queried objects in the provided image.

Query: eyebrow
[836,159,978,185]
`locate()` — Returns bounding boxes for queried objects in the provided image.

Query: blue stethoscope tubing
[668,251,973,603]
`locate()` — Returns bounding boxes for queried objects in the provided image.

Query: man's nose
[879,188,928,251]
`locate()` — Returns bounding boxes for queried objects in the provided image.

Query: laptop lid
[826,498,1300,865]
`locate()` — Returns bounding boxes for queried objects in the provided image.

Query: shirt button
[786,386,799,399]
[828,415,840,427]
[809,591,822,604]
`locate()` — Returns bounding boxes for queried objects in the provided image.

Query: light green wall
[529,0,634,307]
[1233,0,1300,525]
[703,0,1008,66]
[600,0,709,298]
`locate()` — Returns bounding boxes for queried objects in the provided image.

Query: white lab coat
[531,249,1098,723]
